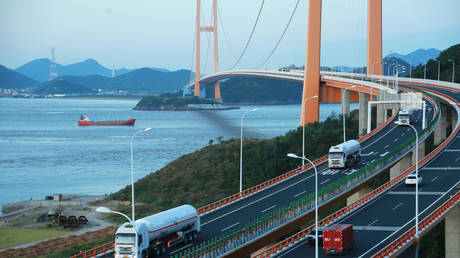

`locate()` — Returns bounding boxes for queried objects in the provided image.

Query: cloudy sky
[1,0,459,73]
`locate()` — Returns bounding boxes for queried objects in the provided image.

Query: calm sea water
[0,98,357,213]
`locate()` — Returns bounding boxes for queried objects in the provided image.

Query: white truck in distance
[398,109,413,125]
[114,204,200,257]
[328,140,361,168]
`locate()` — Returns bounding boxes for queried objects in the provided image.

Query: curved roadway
[275,83,459,258]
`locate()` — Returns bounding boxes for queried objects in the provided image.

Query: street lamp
[302,95,319,167]
[131,128,152,222]
[434,59,440,85]
[395,122,419,241]
[97,207,139,257]
[287,153,319,258]
[448,59,455,83]
[342,86,356,142]
[240,108,258,192]
[387,63,395,87]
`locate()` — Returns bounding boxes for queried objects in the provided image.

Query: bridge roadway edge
[220,88,439,258]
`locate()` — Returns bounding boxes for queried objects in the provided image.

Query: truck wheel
[155,248,161,256]
[193,231,197,240]
[161,244,166,254]
[184,233,189,243]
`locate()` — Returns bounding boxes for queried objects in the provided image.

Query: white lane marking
[361,151,374,156]
[362,125,398,151]
[380,151,389,157]
[353,226,399,231]
[261,205,277,213]
[201,169,317,226]
[401,132,406,136]
[344,169,357,175]
[392,202,403,210]
[170,244,193,254]
[294,191,306,198]
[368,219,378,227]
[393,138,399,142]
[220,222,240,232]
[387,191,444,195]
[456,156,460,163]
[320,178,331,185]
[384,144,390,149]
[424,167,460,170]
[431,176,439,182]
[445,149,460,152]
[358,180,460,258]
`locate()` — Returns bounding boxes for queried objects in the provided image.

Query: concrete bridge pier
[342,89,350,116]
[411,140,425,166]
[434,103,447,145]
[346,185,373,206]
[390,152,413,180]
[446,205,460,258]
[359,92,369,136]
[376,93,386,127]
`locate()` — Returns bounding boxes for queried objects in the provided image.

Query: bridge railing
[70,242,114,258]
[175,91,439,258]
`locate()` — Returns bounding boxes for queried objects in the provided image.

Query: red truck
[323,224,355,254]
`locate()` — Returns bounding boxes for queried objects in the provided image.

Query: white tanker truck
[328,140,361,168]
[114,204,200,257]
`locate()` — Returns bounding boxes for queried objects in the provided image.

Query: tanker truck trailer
[114,204,200,257]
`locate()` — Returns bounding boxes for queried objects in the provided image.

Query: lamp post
[387,63,395,87]
[240,108,258,192]
[287,153,318,258]
[395,122,419,241]
[97,207,139,257]
[448,59,455,83]
[342,86,355,142]
[302,96,318,167]
[434,59,440,85]
[130,128,152,222]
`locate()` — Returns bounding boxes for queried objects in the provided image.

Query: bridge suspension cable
[217,2,237,63]
[255,0,300,69]
[228,0,266,70]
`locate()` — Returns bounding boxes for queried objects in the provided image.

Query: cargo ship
[78,115,135,126]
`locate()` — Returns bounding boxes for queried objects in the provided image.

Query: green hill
[106,111,359,217]
[0,64,39,89]
[34,79,93,95]
[411,43,459,83]
[204,77,303,104]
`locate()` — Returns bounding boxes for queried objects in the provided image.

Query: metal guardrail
[70,242,114,258]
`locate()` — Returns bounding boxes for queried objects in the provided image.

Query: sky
[1,0,459,73]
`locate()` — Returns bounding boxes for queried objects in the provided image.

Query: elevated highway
[253,76,460,258]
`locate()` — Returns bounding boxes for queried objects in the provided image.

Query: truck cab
[328,140,361,168]
[398,109,413,125]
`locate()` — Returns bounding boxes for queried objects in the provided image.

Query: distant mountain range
[0,58,192,94]
[14,58,169,83]
[387,48,441,66]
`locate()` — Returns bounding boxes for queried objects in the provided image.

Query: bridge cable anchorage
[217,2,237,63]
[255,0,300,69]
[229,0,266,70]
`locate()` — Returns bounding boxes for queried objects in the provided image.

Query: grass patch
[40,235,113,258]
[0,228,67,249]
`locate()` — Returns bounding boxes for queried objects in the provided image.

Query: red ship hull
[78,119,136,126]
